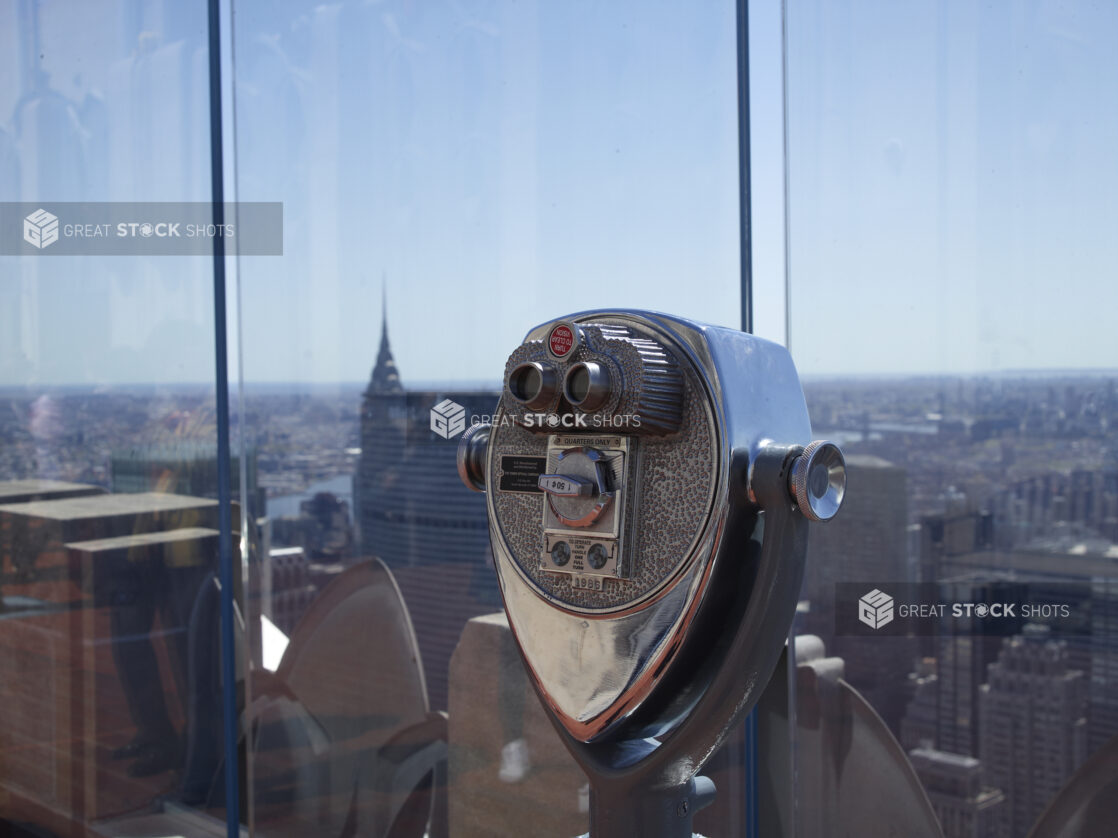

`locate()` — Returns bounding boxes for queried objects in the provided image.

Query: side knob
[457,422,491,492]
[789,440,846,522]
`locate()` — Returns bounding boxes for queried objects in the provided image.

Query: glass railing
[785,2,1118,836]
[5,1,1116,836]
[226,2,744,836]
[0,1,230,835]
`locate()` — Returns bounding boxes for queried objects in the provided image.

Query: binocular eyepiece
[507,358,613,413]
[507,361,556,410]
[507,357,617,417]
[500,320,684,436]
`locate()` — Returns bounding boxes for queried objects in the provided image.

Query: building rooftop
[0,491,217,521]
[0,479,103,504]
[65,526,219,553]
[910,747,980,771]
[944,548,1118,579]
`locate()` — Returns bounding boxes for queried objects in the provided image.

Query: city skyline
[2,307,1116,835]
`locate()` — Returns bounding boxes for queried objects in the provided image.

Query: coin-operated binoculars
[457,310,845,837]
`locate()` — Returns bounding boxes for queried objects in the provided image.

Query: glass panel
[785,1,1118,836]
[227,1,742,835]
[0,1,232,836]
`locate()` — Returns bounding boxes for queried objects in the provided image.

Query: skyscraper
[354,303,500,710]
[802,455,914,732]
[936,547,1117,752]
[1090,575,1118,752]
[900,657,938,751]
[930,576,1026,758]
[979,626,1088,838]
[908,747,1003,838]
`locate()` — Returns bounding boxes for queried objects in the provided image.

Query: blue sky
[1,0,1115,386]
[785,0,1118,375]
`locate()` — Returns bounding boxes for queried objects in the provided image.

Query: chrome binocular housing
[459,310,845,755]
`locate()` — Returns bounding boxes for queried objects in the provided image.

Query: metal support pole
[589,776,717,838]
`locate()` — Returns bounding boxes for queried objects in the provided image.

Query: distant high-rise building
[931,632,1004,758]
[354,304,500,710]
[900,657,938,752]
[804,455,909,600]
[802,455,914,732]
[979,627,1088,838]
[918,509,993,588]
[936,547,1117,752]
[1090,576,1118,752]
[908,747,1003,838]
[931,577,1027,758]
[1102,466,1118,543]
[366,289,403,396]
[901,569,1094,762]
[111,441,260,509]
[354,302,496,575]
[981,466,1118,554]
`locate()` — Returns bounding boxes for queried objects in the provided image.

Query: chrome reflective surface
[789,440,846,523]
[509,361,558,409]
[483,310,820,742]
[456,422,491,492]
[542,447,615,528]
[564,361,613,410]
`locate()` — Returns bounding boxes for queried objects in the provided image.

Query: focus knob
[789,440,846,522]
[457,422,491,492]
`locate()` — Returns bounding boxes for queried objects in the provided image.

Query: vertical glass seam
[739,3,761,836]
[225,0,255,829]
[205,0,240,834]
[780,6,799,834]
[738,0,754,335]
[780,0,792,353]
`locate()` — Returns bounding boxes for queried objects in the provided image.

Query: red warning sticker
[549,324,575,357]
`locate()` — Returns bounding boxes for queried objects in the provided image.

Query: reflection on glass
[0,0,232,835]
[231,1,741,835]
[786,1,1118,836]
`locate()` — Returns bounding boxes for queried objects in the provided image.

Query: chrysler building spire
[368,278,403,393]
